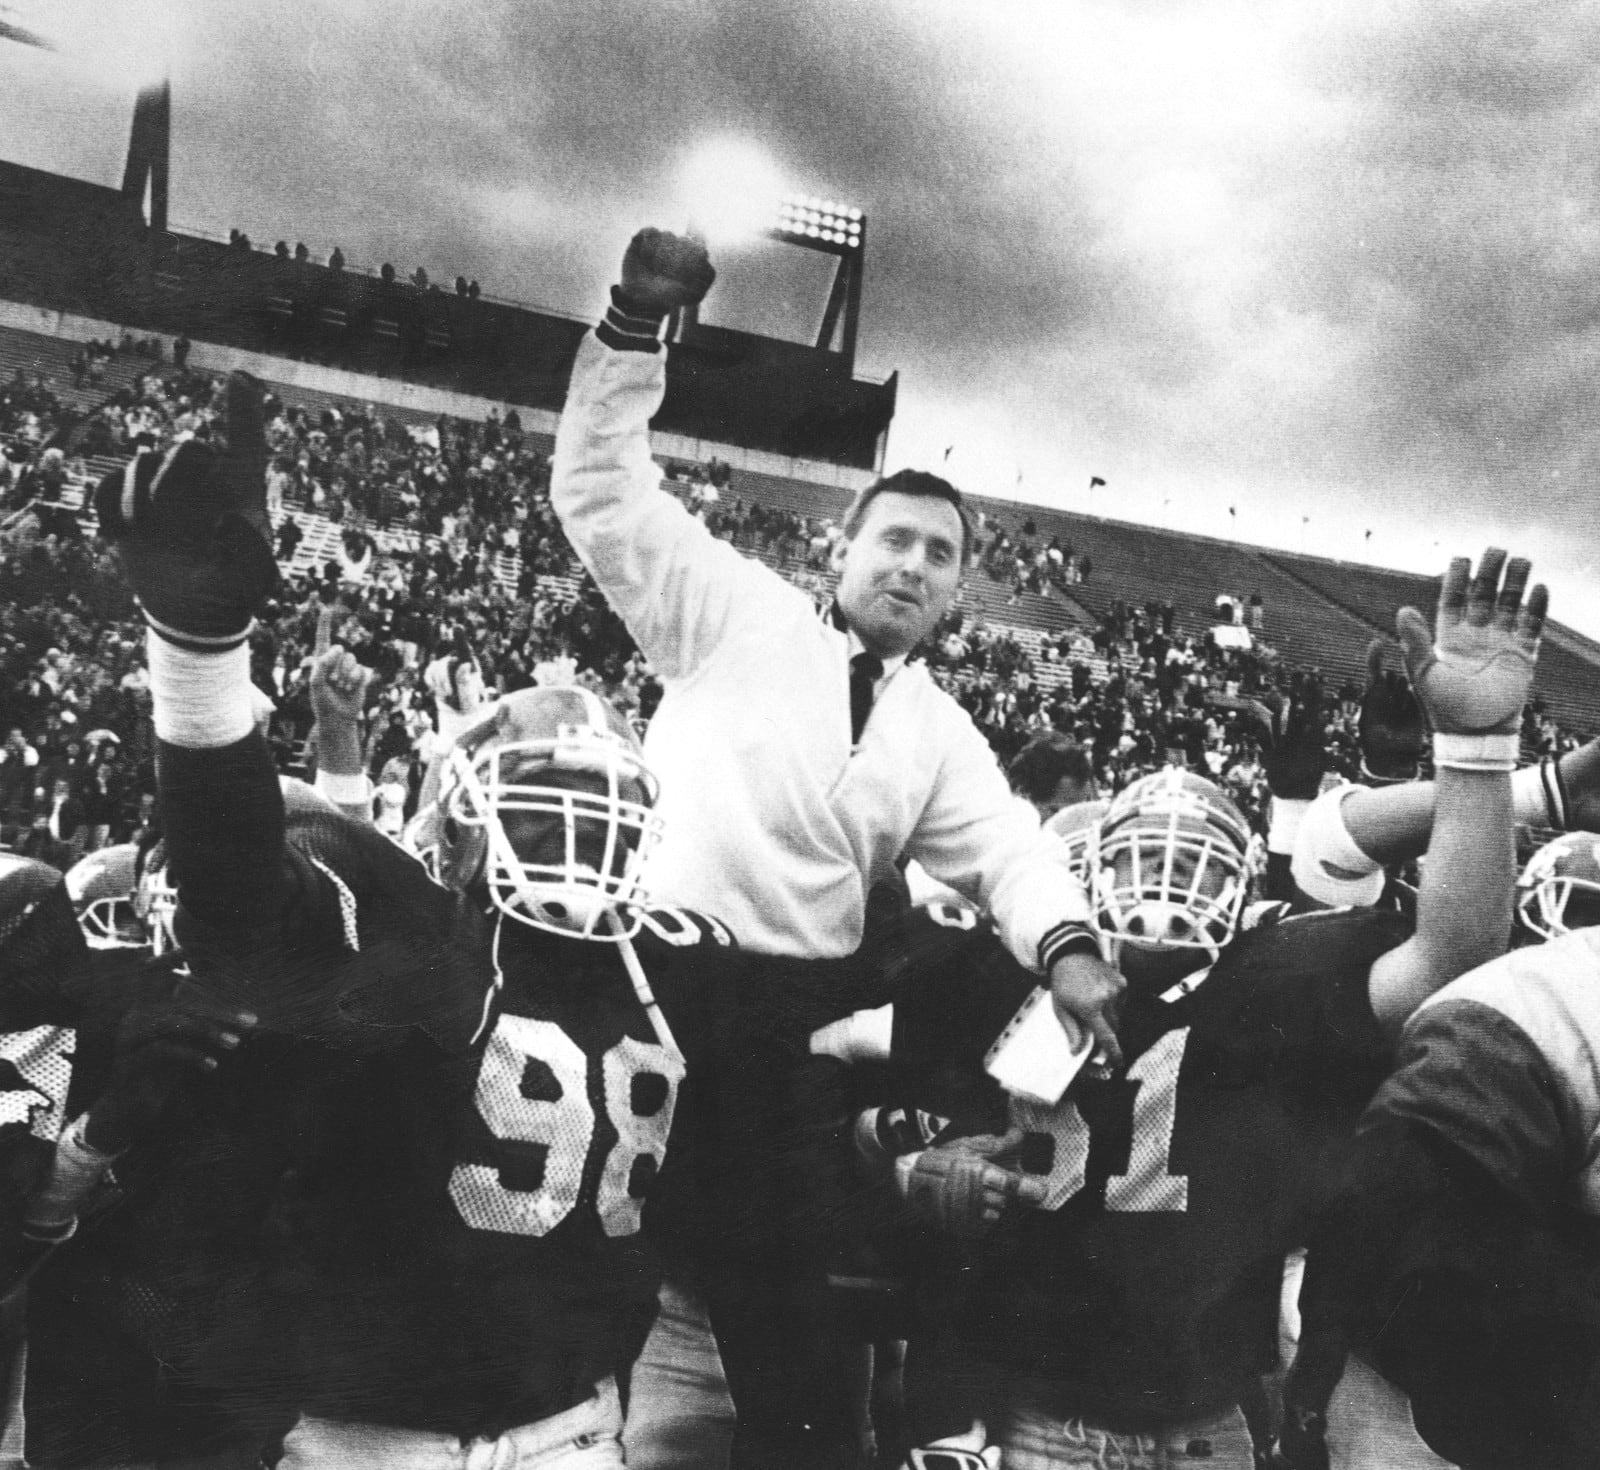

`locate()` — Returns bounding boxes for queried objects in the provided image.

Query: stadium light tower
[769,194,866,367]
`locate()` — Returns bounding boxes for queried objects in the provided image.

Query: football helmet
[65,845,147,949]
[135,842,179,955]
[1090,768,1254,956]
[1045,798,1109,886]
[409,685,664,940]
[1516,831,1600,941]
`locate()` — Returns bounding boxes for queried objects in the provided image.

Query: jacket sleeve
[550,332,780,681]
[908,701,1095,975]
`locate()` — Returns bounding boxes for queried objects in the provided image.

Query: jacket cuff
[1038,921,1103,972]
[595,286,668,354]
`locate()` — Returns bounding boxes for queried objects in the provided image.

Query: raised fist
[1395,549,1545,737]
[310,645,373,735]
[1359,638,1426,782]
[93,371,279,651]
[619,228,716,315]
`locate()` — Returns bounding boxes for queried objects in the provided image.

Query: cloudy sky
[6,0,1600,634]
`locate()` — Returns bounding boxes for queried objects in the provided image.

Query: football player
[0,853,254,1466]
[827,550,1545,1470]
[87,375,866,1469]
[1277,825,1600,1470]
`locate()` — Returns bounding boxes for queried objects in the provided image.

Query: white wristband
[315,768,372,806]
[1511,758,1569,830]
[1433,732,1520,773]
[1267,798,1311,857]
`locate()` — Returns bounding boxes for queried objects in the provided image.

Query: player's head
[1045,798,1109,886]
[1010,734,1096,820]
[833,471,970,658]
[410,685,663,940]
[1516,831,1600,942]
[1090,768,1254,985]
[65,844,147,949]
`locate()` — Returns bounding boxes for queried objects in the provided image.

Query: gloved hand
[94,372,279,651]
[896,1127,1046,1241]
[619,228,717,316]
[1395,549,1545,736]
[83,959,257,1156]
[1263,685,1327,801]
[1358,637,1427,782]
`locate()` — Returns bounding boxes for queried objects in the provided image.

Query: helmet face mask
[66,844,156,950]
[1090,770,1253,964]
[1517,832,1600,942]
[424,688,664,940]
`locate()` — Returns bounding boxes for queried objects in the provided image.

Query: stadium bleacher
[6,314,1597,735]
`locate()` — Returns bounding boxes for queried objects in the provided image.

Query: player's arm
[1293,636,1598,896]
[1365,550,1546,1029]
[94,373,288,941]
[549,228,772,681]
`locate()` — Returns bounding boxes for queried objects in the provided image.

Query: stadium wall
[0,298,878,494]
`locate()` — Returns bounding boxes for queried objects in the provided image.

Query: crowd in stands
[0,347,1587,864]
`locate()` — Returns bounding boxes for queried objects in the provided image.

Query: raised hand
[1359,637,1427,782]
[93,370,280,651]
[310,645,373,736]
[1395,549,1545,736]
[1263,686,1327,801]
[619,228,717,315]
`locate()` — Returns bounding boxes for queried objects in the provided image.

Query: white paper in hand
[983,986,1094,1105]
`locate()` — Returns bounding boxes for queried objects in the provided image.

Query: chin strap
[608,908,684,1068]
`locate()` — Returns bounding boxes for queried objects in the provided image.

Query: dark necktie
[850,651,883,745]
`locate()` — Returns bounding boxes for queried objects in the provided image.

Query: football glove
[1395,548,1545,737]
[83,957,257,1156]
[895,1128,1045,1241]
[1263,685,1327,801]
[1358,638,1426,783]
[94,372,279,653]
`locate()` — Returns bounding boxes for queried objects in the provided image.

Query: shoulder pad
[635,906,736,949]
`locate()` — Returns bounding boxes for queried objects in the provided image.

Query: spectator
[328,246,345,271]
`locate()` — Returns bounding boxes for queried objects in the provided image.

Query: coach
[551,227,1124,1470]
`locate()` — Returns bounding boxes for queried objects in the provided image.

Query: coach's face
[832,492,963,659]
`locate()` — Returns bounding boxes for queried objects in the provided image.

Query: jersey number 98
[450,1015,685,1239]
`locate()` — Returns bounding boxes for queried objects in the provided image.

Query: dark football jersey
[149,800,770,1438]
[889,903,1411,1430]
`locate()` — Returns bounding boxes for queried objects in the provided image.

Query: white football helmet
[133,840,178,954]
[408,685,663,940]
[1516,831,1600,941]
[1091,768,1255,957]
[1045,798,1109,886]
[65,845,146,949]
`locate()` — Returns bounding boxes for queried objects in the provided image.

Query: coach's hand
[1049,949,1125,1068]
[620,228,716,315]
[897,1128,1045,1241]
[1396,548,1545,737]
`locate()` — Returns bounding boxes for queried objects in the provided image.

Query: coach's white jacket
[552,330,1091,970]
